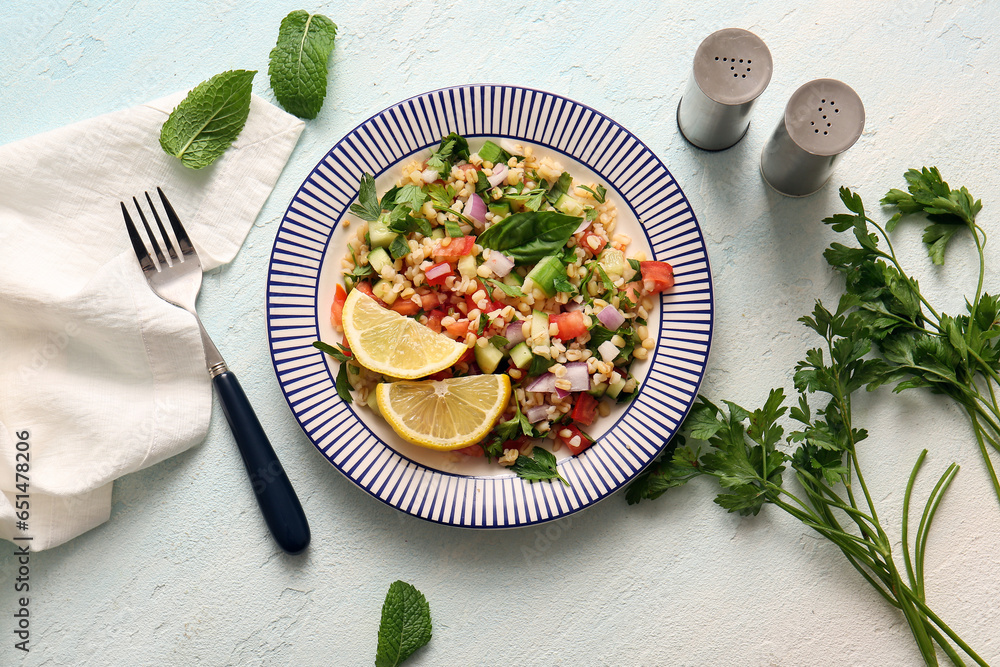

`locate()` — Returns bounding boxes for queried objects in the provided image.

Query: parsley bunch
[628,168,996,665]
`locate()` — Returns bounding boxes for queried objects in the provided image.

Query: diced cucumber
[588,381,608,398]
[502,271,524,288]
[368,218,397,249]
[489,200,511,216]
[431,227,446,240]
[474,343,504,374]
[598,247,626,280]
[508,342,533,369]
[373,278,398,305]
[366,389,381,415]
[554,193,584,217]
[531,310,550,348]
[367,247,392,275]
[606,375,627,399]
[458,254,478,280]
[524,255,566,297]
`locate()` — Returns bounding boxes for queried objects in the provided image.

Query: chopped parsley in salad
[320,132,674,481]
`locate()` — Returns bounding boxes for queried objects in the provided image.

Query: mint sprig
[376,581,431,667]
[268,10,338,119]
[159,69,256,169]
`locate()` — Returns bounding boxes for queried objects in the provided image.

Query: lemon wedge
[341,288,467,379]
[376,375,512,450]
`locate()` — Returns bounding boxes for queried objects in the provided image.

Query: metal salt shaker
[676,28,773,151]
[760,79,865,197]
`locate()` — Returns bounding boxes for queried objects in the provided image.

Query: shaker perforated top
[784,79,864,156]
[692,28,772,106]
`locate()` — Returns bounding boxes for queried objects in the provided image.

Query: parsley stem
[968,412,1000,509]
[901,450,928,596]
[902,590,991,667]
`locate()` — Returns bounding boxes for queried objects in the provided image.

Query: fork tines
[120,188,193,272]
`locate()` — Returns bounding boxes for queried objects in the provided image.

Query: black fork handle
[212,371,311,554]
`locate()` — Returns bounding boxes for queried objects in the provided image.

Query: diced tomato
[420,292,442,311]
[622,281,642,305]
[465,292,502,315]
[444,318,471,339]
[425,309,446,333]
[579,232,606,256]
[501,435,533,454]
[640,261,675,293]
[390,298,421,316]
[353,281,385,307]
[425,262,454,286]
[433,236,476,262]
[457,347,474,364]
[340,336,352,357]
[570,392,599,426]
[428,367,454,381]
[559,424,594,456]
[550,311,587,341]
[330,284,347,327]
[455,444,485,457]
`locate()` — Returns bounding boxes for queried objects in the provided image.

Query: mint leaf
[375,581,431,667]
[268,10,338,119]
[159,69,256,169]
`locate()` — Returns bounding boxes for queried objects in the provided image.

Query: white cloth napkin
[0,91,304,551]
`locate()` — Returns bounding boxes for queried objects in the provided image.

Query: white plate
[266,85,714,527]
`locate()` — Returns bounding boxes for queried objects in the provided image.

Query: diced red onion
[597,304,625,330]
[464,194,487,223]
[574,218,592,235]
[598,340,619,363]
[565,361,590,392]
[525,405,550,423]
[524,372,556,393]
[504,320,526,346]
[488,163,508,187]
[425,263,451,282]
[564,300,585,312]
[555,387,570,399]
[484,251,514,277]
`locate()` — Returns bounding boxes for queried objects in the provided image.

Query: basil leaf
[159,70,256,169]
[546,171,573,205]
[267,11,338,119]
[478,140,512,165]
[477,211,583,265]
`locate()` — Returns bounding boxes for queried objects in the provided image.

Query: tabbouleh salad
[318,132,674,478]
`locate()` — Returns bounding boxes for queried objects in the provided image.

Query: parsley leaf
[485,278,526,298]
[313,340,350,363]
[395,184,429,212]
[388,234,411,260]
[426,132,470,177]
[267,11,337,119]
[349,173,381,222]
[578,184,607,203]
[159,70,256,169]
[511,447,569,486]
[375,581,432,667]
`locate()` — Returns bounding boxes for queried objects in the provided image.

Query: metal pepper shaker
[760,79,865,197]
[676,28,773,151]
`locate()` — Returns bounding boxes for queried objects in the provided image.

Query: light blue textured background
[3,1,1000,664]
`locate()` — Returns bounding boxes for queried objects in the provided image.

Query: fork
[121,188,310,555]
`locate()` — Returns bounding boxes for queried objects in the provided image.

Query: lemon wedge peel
[341,289,467,379]
[376,375,513,451]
